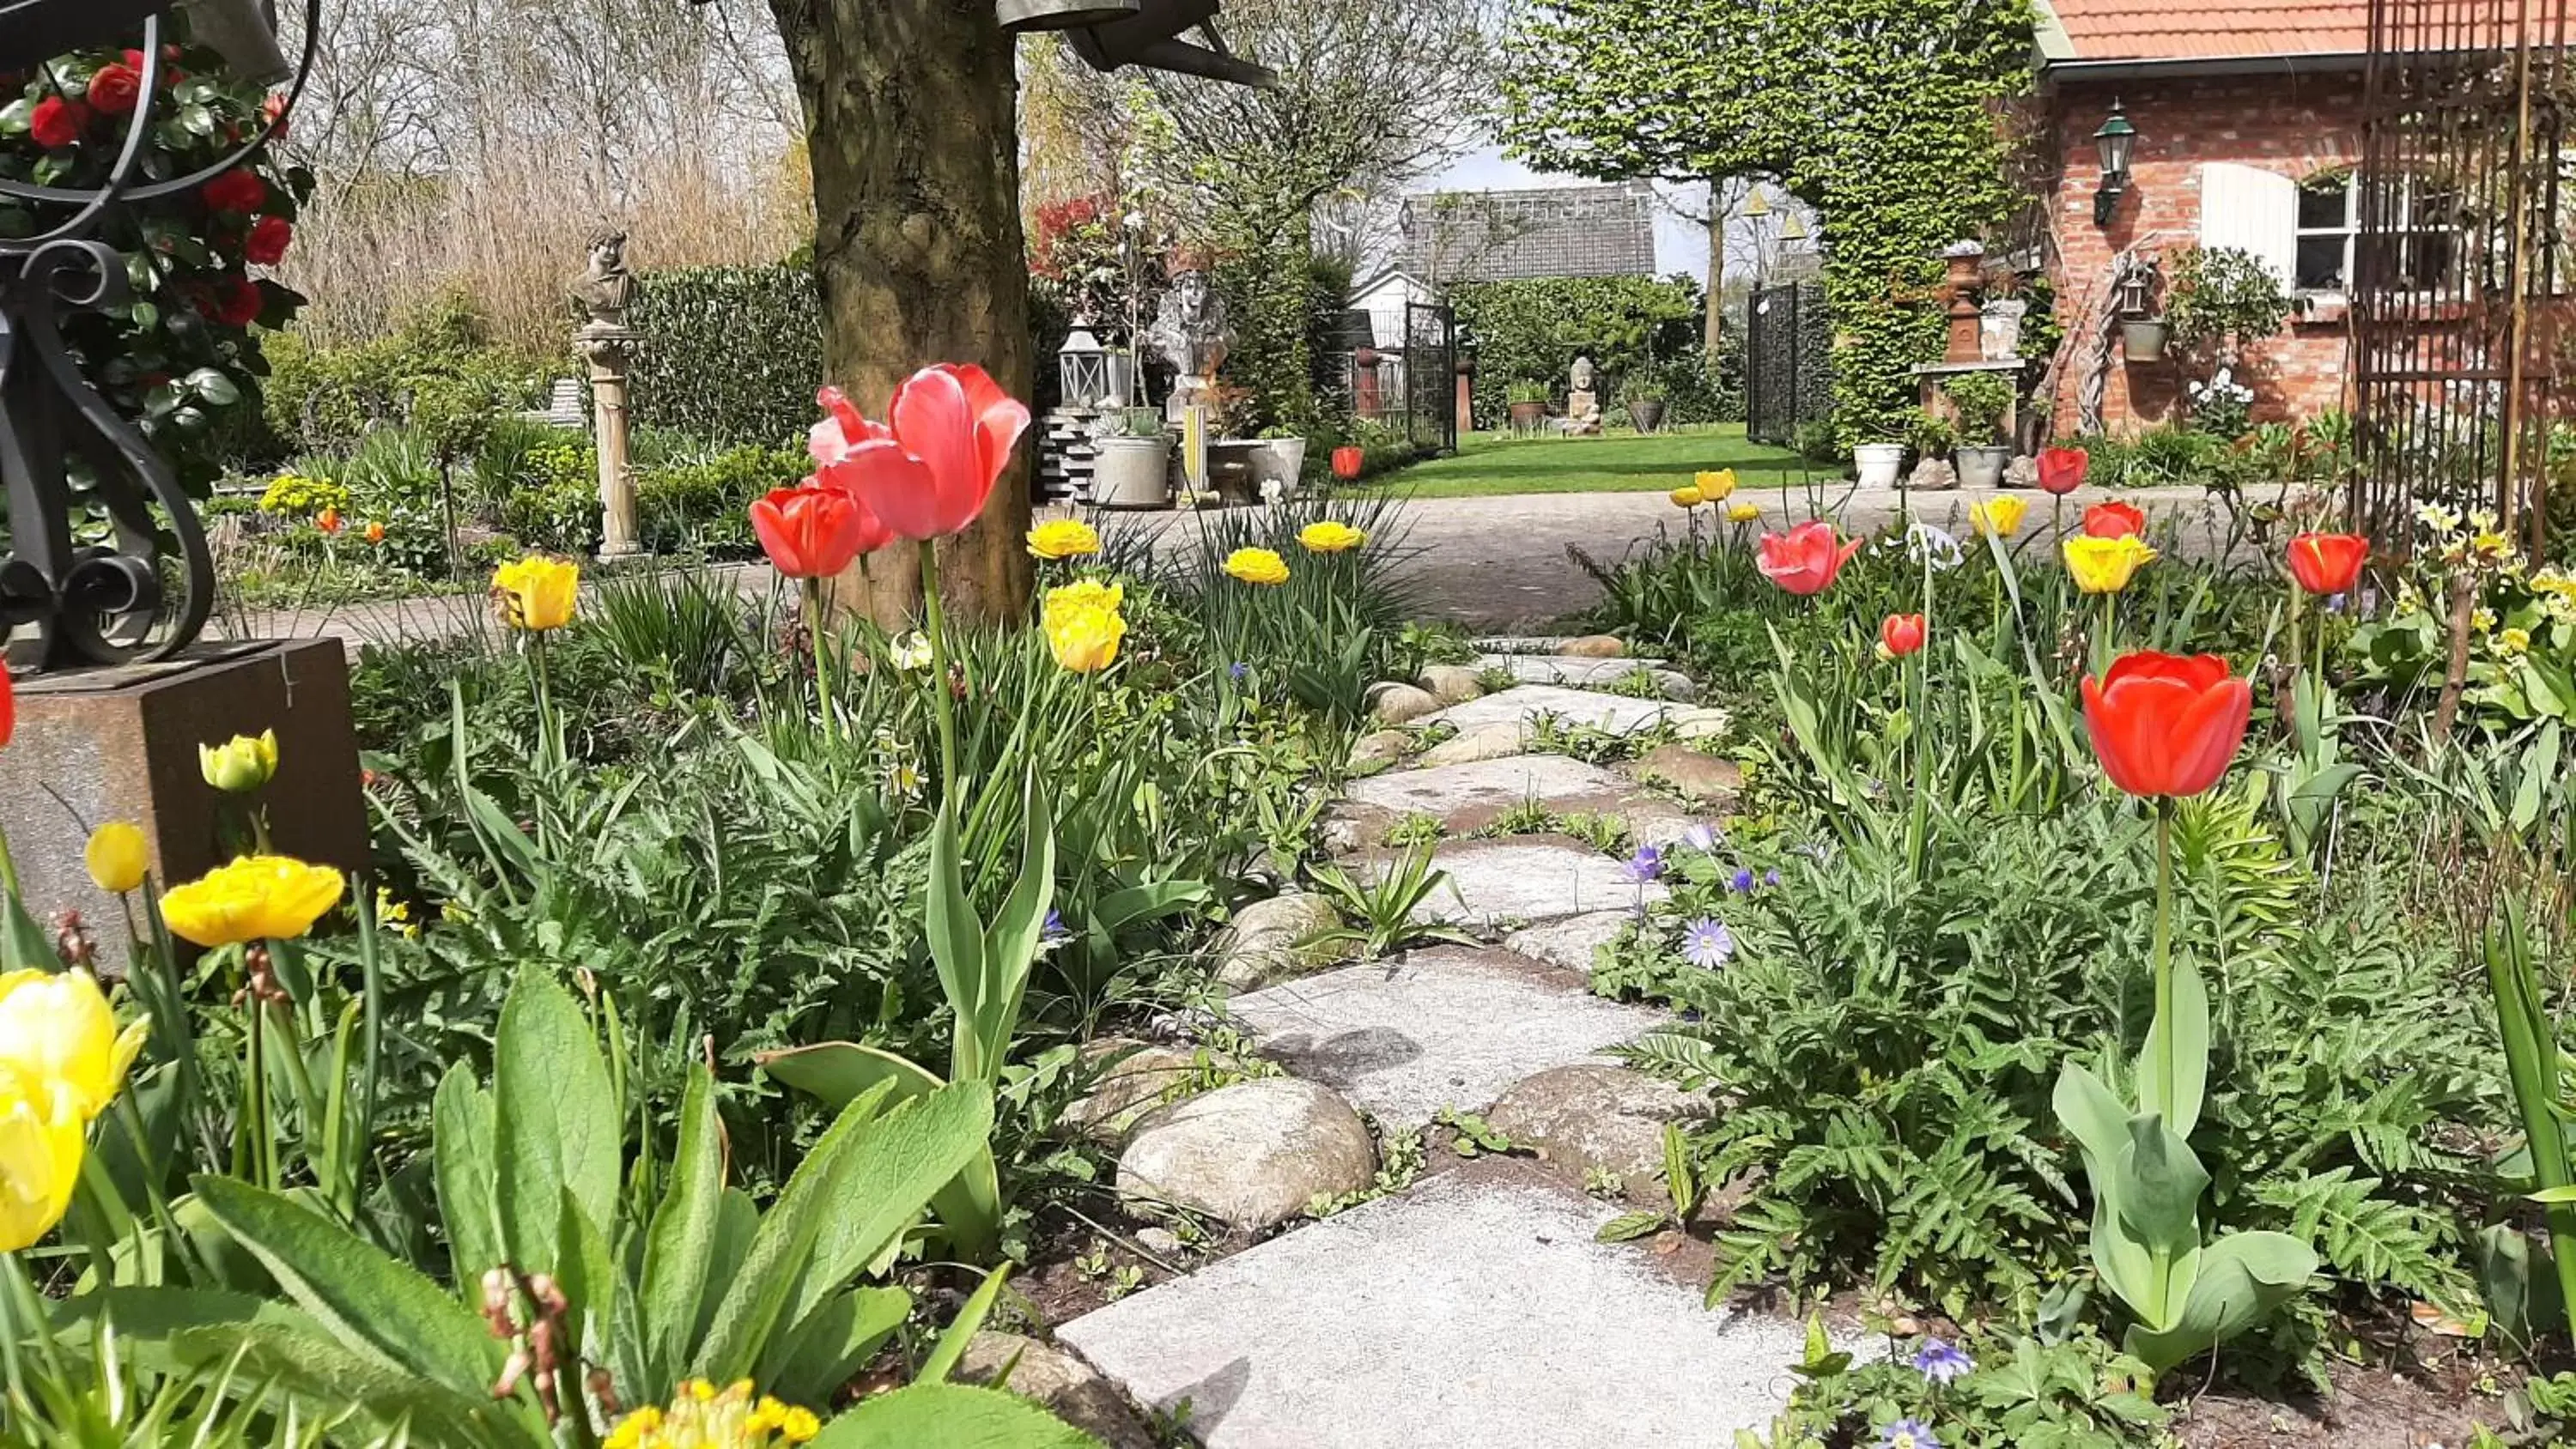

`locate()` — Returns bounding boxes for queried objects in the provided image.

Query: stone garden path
[1047,640,1833,1447]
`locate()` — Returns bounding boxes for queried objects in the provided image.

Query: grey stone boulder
[1065,1040,1212,1144]
[1487,1064,1709,1190]
[1215,893,1345,991]
[1630,743,1744,806]
[1117,1078,1378,1229]
[1366,681,1443,726]
[1346,729,1414,774]
[1503,910,1635,974]
[954,1333,1156,1449]
[1418,664,1486,705]
[1417,722,1529,769]
[2003,454,2040,490]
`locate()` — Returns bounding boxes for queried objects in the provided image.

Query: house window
[2294,174,2353,292]
[2294,171,2458,294]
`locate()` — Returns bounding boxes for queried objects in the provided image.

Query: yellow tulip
[0,970,147,1122]
[492,556,580,632]
[84,822,150,895]
[0,1074,84,1252]
[1668,487,1703,509]
[1223,548,1291,586]
[1044,579,1123,619]
[198,729,278,794]
[1693,469,1738,503]
[1026,518,1101,560]
[1969,496,2028,538]
[1042,581,1127,674]
[1726,501,1762,524]
[160,855,347,949]
[2063,534,2158,594]
[1297,521,1367,554]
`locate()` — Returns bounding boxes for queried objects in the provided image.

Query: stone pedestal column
[577,324,645,559]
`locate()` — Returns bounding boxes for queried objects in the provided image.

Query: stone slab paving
[1358,836,1662,928]
[1227,947,1665,1127]
[1477,653,1697,700]
[1345,754,1630,825]
[1422,683,1677,737]
[1502,910,1635,974]
[1058,1161,1819,1448]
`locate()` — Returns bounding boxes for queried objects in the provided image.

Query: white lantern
[1060,328,1115,408]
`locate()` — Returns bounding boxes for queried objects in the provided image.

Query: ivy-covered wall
[628,264,823,446]
[1449,275,1709,427]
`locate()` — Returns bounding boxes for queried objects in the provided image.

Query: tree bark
[769,0,1034,627]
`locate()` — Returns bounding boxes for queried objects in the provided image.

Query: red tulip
[813,365,1030,543]
[1755,520,1862,597]
[0,657,13,750]
[2285,531,2368,596]
[1332,445,1364,481]
[2082,500,2146,539]
[2080,651,2253,800]
[1879,613,1926,658]
[2037,446,2089,496]
[750,483,886,579]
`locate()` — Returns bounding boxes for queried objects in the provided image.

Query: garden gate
[2354,0,2574,554]
[1745,282,1831,447]
[1404,300,1459,454]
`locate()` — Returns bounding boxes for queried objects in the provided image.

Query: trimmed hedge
[1450,276,1710,428]
[628,265,823,447]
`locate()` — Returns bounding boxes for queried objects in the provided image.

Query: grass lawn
[1364,423,1815,500]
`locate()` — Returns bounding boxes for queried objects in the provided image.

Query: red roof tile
[2040,0,2417,63]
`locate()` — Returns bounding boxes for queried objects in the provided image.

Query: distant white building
[1348,266,1431,352]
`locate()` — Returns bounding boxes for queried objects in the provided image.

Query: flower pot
[1853,442,1907,488]
[1508,400,1549,432]
[1091,434,1172,510]
[1953,444,2013,490]
[1249,436,1308,495]
[1207,440,1264,506]
[1626,398,1668,433]
[2121,319,2170,363]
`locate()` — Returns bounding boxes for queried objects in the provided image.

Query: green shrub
[627,264,822,446]
[1451,276,1705,427]
[636,444,806,556]
[1942,371,2015,444]
[501,478,603,556]
[264,295,544,458]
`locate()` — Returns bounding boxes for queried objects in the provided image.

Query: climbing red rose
[85,63,141,116]
[243,215,293,267]
[213,276,264,327]
[29,96,89,149]
[201,167,267,215]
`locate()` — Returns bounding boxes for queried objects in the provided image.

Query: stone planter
[2121,319,2170,363]
[1208,440,1264,506]
[1953,444,2013,490]
[1092,433,1172,510]
[1508,400,1549,432]
[1852,442,1907,488]
[1249,436,1308,496]
[1625,398,1668,433]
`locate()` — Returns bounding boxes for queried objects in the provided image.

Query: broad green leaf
[2132,958,2208,1138]
[1595,1211,1668,1244]
[810,1383,1101,1449]
[555,1191,620,1393]
[691,1188,762,1349]
[979,779,1058,1077]
[759,1042,1003,1261]
[433,1064,501,1301]
[926,801,990,1084]
[789,1082,995,1324]
[191,1176,502,1396]
[761,1287,912,1408]
[2113,1117,2210,1269]
[493,971,620,1275]
[2050,1062,2129,1177]
[168,1318,535,1448]
[2123,1229,2314,1374]
[641,1067,727,1383]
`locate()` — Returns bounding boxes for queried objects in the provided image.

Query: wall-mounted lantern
[2093,100,2136,227]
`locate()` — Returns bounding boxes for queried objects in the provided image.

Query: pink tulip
[1755,520,1863,596]
[814,365,1031,543]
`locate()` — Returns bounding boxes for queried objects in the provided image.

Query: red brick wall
[2049,73,2362,436]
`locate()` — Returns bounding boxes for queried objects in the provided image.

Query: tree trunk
[769,0,1034,627]
[1705,184,1726,363]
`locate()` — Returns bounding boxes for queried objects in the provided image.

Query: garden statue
[1980,299,2026,361]
[1148,268,1232,417]
[1564,353,1602,434]
[571,226,644,558]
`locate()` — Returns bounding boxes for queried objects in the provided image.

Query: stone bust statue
[572,227,635,332]
[1569,354,1597,392]
[1148,269,1233,383]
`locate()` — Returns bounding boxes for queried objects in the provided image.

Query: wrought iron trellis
[1745,282,1831,447]
[1404,300,1457,454]
[2354,0,2573,555]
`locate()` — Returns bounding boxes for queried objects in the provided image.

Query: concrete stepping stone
[1058,1161,1819,1448]
[1356,836,1662,928]
[1227,947,1665,1128]
[1423,684,1677,738]
[1476,654,1696,700]
[1502,910,1634,973]
[1346,755,1631,828]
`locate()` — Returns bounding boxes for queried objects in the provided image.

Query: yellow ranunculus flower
[1223,547,1291,586]
[2063,534,2158,594]
[1297,520,1367,554]
[1969,496,2028,538]
[492,555,580,632]
[1026,518,1102,560]
[0,1074,84,1253]
[1668,487,1703,509]
[160,856,348,949]
[1726,501,1762,524]
[0,971,147,1122]
[1693,469,1738,503]
[1044,579,1123,619]
[84,822,150,895]
[198,729,278,794]
[1042,581,1127,674]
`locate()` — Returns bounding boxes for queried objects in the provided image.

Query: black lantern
[2092,100,2136,227]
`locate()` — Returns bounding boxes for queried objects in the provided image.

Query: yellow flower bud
[1223,548,1291,586]
[198,729,278,794]
[83,822,150,895]
[2062,534,2157,594]
[0,1075,84,1252]
[491,555,580,632]
[1726,501,1762,524]
[1692,469,1737,502]
[1668,486,1703,509]
[1025,518,1102,560]
[1297,520,1367,554]
[1969,496,2028,538]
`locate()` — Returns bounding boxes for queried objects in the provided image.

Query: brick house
[2038,0,2375,433]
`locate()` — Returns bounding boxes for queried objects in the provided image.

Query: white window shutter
[2196,161,2299,288]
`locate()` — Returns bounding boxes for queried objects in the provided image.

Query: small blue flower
[1625,845,1664,883]
[1911,1338,1973,1385]
[1228,661,1250,682]
[1042,909,1068,940]
[1680,918,1735,969]
[1763,868,1781,888]
[1880,1420,1941,1449]
[1729,867,1757,893]
[1683,822,1720,854]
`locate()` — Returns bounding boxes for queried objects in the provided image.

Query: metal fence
[1405,301,1459,453]
[2354,0,2573,553]
[1744,282,1832,446]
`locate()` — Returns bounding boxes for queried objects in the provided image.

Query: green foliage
[264,295,541,459]
[1747,1322,2169,1449]
[638,444,811,557]
[2161,244,2294,365]
[627,264,822,447]
[1941,371,2015,445]
[1449,275,1705,427]
[1306,845,1480,958]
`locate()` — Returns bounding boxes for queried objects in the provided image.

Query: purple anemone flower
[1911,1338,1972,1385]
[1764,868,1782,888]
[1729,867,1757,893]
[1683,822,1720,853]
[1879,1421,1940,1449]
[1625,845,1664,883]
[1680,918,1735,969]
